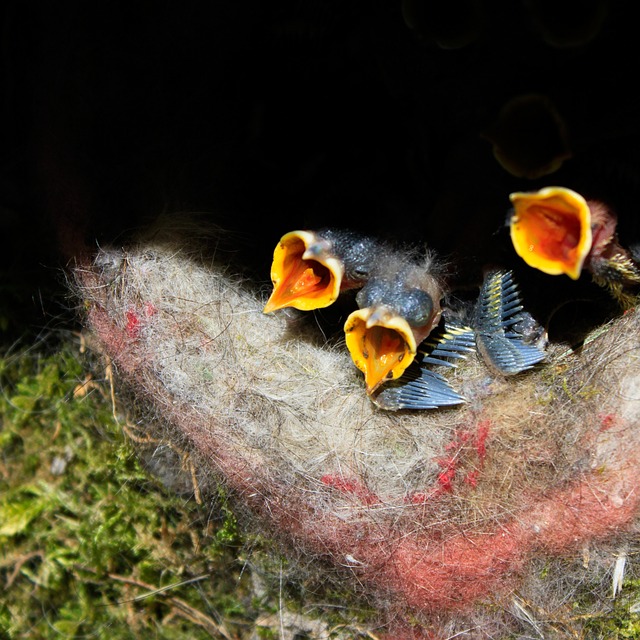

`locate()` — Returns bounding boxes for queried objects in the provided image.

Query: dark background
[2,0,639,339]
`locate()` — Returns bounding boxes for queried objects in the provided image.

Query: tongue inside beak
[264,231,343,313]
[344,308,417,394]
[509,186,593,280]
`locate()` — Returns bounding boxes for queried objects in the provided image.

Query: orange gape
[344,308,417,394]
[509,187,592,280]
[290,266,325,295]
[264,258,330,312]
[519,204,581,261]
[361,326,407,391]
[263,231,343,313]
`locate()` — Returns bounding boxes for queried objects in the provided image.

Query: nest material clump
[73,216,640,637]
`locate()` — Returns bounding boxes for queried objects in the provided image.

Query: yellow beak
[509,186,593,280]
[344,307,418,394]
[263,230,345,313]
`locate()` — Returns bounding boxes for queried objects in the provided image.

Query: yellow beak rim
[509,186,593,280]
[263,230,344,313]
[344,307,417,394]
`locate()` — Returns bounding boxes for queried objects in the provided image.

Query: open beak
[263,230,345,313]
[344,306,419,394]
[509,186,593,280]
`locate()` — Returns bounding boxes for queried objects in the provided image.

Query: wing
[474,269,546,375]
[370,320,474,411]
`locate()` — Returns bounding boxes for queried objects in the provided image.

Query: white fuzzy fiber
[74,216,640,639]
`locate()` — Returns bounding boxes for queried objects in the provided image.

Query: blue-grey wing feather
[372,321,474,411]
[474,269,546,376]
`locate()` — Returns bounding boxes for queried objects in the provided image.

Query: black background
[2,0,639,337]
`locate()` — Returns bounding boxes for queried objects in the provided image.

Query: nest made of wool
[73,215,640,639]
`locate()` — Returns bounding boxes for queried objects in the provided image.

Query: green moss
[574,577,640,639]
[0,339,254,638]
[0,334,382,639]
[5,326,639,639]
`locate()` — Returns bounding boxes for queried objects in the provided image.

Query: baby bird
[343,251,444,394]
[263,227,446,396]
[509,186,640,307]
[264,228,546,410]
[372,269,546,411]
[263,228,382,313]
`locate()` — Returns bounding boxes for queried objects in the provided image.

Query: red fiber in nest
[88,299,640,601]
[74,241,640,637]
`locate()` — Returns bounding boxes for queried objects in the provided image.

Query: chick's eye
[356,280,385,308]
[351,263,370,279]
[402,289,434,327]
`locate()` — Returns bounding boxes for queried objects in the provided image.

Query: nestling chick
[509,186,640,307]
[344,250,444,394]
[372,269,546,411]
[264,227,446,395]
[263,228,383,313]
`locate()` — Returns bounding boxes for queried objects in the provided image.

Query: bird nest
[72,215,640,638]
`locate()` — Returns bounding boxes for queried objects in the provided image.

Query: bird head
[344,275,442,394]
[263,228,383,313]
[263,230,345,313]
[509,187,640,307]
[508,186,593,280]
[344,306,418,394]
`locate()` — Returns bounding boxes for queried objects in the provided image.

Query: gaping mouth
[509,186,592,280]
[344,307,418,394]
[263,230,344,313]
